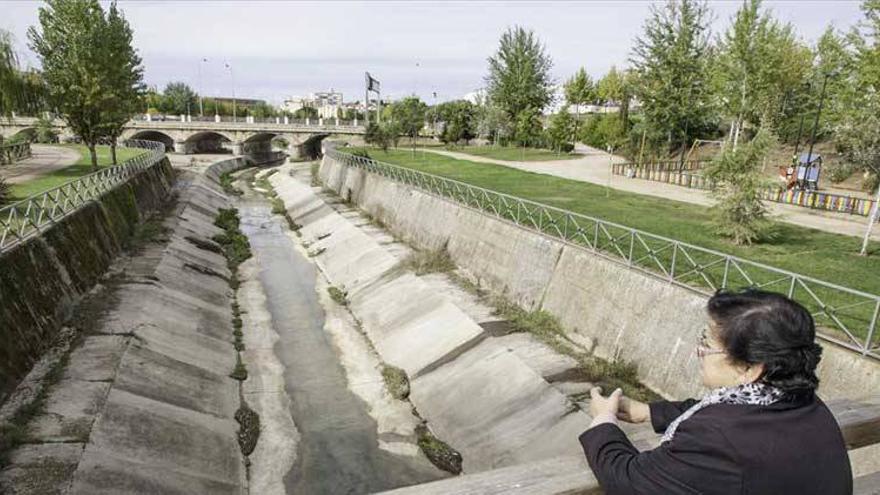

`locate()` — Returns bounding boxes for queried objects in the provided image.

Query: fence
[0,142,32,165]
[612,163,878,217]
[328,148,880,359]
[0,140,166,253]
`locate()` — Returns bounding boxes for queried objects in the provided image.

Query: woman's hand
[589,387,623,419]
[617,395,650,424]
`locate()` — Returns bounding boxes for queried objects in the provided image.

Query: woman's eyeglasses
[696,330,725,359]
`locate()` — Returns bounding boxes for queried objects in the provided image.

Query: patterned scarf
[660,382,786,444]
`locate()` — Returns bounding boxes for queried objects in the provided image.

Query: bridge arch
[127,130,175,152]
[184,131,233,154]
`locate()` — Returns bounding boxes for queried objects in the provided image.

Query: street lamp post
[198,58,207,117]
[225,62,237,122]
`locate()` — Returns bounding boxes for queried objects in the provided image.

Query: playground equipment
[795,153,822,191]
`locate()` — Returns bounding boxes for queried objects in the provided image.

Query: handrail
[0,139,166,252]
[0,141,32,165]
[613,163,878,217]
[328,148,880,359]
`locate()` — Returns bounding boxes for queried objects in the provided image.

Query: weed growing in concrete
[403,248,456,276]
[235,402,260,456]
[230,354,248,381]
[219,172,243,196]
[415,424,462,475]
[213,208,252,271]
[308,247,326,257]
[271,198,286,215]
[491,297,658,402]
[381,365,410,400]
[327,286,348,306]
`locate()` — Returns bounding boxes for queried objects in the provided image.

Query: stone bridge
[0,115,366,159]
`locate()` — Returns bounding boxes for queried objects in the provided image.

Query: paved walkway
[422,145,880,241]
[2,145,80,184]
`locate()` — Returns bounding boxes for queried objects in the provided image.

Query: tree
[833,0,880,254]
[434,100,477,145]
[714,0,811,147]
[29,0,111,169]
[162,81,197,116]
[630,0,714,154]
[389,96,427,146]
[564,67,594,142]
[293,106,318,120]
[35,113,57,143]
[704,128,775,245]
[545,111,575,153]
[0,29,23,119]
[486,26,554,128]
[477,104,512,146]
[514,106,543,148]
[99,1,144,164]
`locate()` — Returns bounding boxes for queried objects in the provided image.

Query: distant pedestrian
[580,289,852,495]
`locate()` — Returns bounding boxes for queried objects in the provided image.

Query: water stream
[237,171,442,494]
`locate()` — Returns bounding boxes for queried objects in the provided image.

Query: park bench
[379,395,880,495]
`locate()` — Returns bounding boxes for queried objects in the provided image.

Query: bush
[0,175,9,206]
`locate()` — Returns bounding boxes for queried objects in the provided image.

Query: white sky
[1,0,866,105]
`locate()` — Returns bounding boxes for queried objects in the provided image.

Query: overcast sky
[1,1,866,105]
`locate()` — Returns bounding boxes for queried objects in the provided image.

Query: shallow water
[238,186,442,494]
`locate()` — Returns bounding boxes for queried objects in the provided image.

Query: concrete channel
[235,171,445,494]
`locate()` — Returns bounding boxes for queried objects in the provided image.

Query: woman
[580,289,852,494]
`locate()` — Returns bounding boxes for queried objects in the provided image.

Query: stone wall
[0,159,174,400]
[319,154,880,401]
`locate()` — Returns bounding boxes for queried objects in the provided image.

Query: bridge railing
[0,140,166,253]
[0,141,32,165]
[328,148,880,360]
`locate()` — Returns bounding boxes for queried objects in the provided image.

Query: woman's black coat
[579,393,852,494]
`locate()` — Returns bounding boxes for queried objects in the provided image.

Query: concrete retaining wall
[0,159,174,400]
[271,166,596,473]
[319,154,880,401]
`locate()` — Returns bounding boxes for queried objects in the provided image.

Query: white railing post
[284,115,290,125]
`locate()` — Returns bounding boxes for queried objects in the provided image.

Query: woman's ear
[742,362,765,384]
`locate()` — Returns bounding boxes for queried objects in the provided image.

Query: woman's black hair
[707,289,822,396]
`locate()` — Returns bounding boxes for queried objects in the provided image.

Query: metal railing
[329,148,880,359]
[613,163,878,217]
[0,140,166,253]
[0,141,32,165]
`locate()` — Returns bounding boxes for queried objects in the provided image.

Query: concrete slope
[270,165,594,473]
[0,171,246,494]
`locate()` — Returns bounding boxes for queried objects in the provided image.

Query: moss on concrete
[0,158,173,400]
[415,424,462,475]
[381,365,410,400]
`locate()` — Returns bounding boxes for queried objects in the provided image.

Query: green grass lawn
[9,145,146,200]
[447,145,583,162]
[347,147,880,343]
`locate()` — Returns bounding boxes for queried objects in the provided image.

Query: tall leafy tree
[477,104,512,146]
[564,67,594,141]
[714,0,811,147]
[389,96,427,146]
[545,111,575,153]
[100,1,144,164]
[486,26,554,145]
[596,66,633,134]
[162,81,198,115]
[434,100,476,145]
[29,0,110,169]
[0,30,44,120]
[630,0,714,153]
[835,0,880,254]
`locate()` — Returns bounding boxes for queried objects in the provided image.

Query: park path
[421,145,880,241]
[2,145,80,184]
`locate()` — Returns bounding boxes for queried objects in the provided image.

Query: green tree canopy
[433,100,477,145]
[100,1,144,164]
[630,0,715,153]
[389,96,428,142]
[162,81,198,115]
[29,0,111,168]
[486,26,554,126]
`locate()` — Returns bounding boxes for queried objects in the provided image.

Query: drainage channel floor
[238,194,442,494]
